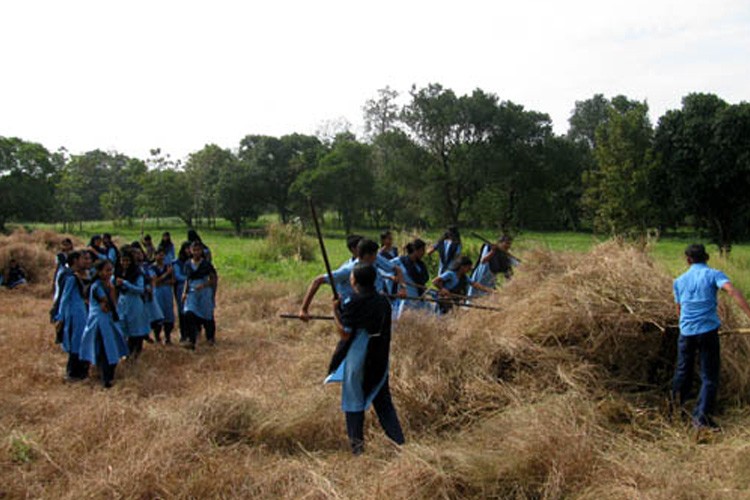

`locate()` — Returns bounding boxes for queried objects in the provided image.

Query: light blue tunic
[323,259,357,301]
[106,247,118,263]
[79,281,129,365]
[469,245,495,297]
[142,264,164,324]
[172,260,187,312]
[390,256,431,318]
[324,327,388,412]
[183,261,215,320]
[57,273,88,354]
[116,274,151,337]
[153,264,175,323]
[673,263,730,335]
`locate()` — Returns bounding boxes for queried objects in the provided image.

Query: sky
[1,0,748,161]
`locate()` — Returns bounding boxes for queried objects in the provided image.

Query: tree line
[1,85,748,251]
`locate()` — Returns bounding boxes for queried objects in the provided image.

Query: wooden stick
[470,231,522,263]
[386,294,503,312]
[279,313,334,321]
[309,198,338,301]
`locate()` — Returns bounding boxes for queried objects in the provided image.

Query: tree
[582,99,656,237]
[184,145,224,227]
[363,86,400,138]
[239,134,321,223]
[0,137,57,231]
[292,134,373,233]
[654,94,750,253]
[567,94,610,149]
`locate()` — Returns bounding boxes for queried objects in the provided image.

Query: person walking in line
[672,244,750,430]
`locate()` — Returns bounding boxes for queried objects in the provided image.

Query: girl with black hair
[173,241,191,342]
[56,251,90,380]
[151,247,175,344]
[379,231,398,260]
[88,235,108,262]
[426,226,462,275]
[115,249,150,358]
[160,232,175,264]
[392,238,430,318]
[187,229,212,262]
[181,241,217,349]
[79,259,129,388]
[329,263,405,455]
[432,256,493,314]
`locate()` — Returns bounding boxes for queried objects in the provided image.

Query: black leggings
[152,321,174,342]
[127,336,145,358]
[345,379,404,455]
[185,312,215,346]
[96,330,116,387]
[66,352,89,379]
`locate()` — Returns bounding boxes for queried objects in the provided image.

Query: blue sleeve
[107,248,117,262]
[673,280,680,304]
[375,254,395,273]
[324,262,353,285]
[456,243,462,255]
[56,276,75,320]
[714,271,730,289]
[93,282,106,302]
[121,275,145,294]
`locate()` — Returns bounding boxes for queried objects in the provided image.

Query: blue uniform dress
[117,274,151,338]
[172,259,188,340]
[324,291,404,453]
[436,270,477,314]
[57,273,88,355]
[391,255,430,318]
[434,240,461,275]
[152,264,175,324]
[672,263,730,426]
[469,244,494,298]
[184,262,215,321]
[79,281,129,366]
[183,259,217,346]
[162,243,176,265]
[141,263,164,326]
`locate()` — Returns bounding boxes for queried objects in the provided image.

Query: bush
[258,221,316,262]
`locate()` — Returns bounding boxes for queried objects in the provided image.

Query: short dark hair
[346,234,364,252]
[352,263,377,289]
[380,231,392,244]
[356,239,379,258]
[67,250,82,264]
[685,244,709,263]
[450,255,473,270]
[405,238,426,255]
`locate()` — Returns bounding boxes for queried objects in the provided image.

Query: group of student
[50,230,217,388]
[298,227,517,455]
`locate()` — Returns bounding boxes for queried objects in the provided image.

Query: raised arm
[722,282,750,319]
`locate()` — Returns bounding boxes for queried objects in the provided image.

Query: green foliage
[258,222,316,262]
[8,432,36,464]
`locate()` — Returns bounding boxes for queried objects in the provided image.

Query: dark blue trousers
[345,378,405,454]
[672,329,720,425]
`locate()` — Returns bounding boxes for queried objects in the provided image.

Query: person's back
[673,263,727,335]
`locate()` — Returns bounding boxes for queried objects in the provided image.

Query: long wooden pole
[386,294,503,312]
[279,313,334,321]
[309,198,338,301]
[471,231,522,263]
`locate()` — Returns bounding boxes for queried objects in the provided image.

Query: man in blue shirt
[672,244,750,430]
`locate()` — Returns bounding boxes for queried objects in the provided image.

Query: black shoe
[693,416,722,432]
[103,381,113,389]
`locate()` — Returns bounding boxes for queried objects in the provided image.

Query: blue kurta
[153,264,175,323]
[79,281,129,365]
[390,256,431,318]
[116,274,151,337]
[184,261,215,320]
[141,264,164,324]
[469,244,494,297]
[57,273,88,354]
[172,259,187,312]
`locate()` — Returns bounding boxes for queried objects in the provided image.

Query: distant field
[26,219,750,294]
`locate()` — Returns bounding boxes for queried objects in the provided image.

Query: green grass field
[29,219,750,294]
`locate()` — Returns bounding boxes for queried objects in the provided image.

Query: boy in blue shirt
[672,244,750,430]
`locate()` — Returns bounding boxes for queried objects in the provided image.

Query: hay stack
[0,229,81,288]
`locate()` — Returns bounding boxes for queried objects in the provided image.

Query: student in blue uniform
[329,263,405,455]
[672,244,750,430]
[299,239,404,321]
[151,247,175,344]
[426,226,462,275]
[469,235,517,297]
[172,241,191,342]
[102,233,119,263]
[182,241,218,350]
[379,231,398,260]
[79,259,129,388]
[88,235,108,262]
[134,246,164,341]
[55,251,90,380]
[392,239,430,318]
[433,256,493,314]
[159,232,175,265]
[187,229,212,263]
[53,238,74,300]
[115,248,151,358]
[3,259,28,289]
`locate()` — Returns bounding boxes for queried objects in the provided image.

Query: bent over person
[672,244,750,430]
[328,263,405,455]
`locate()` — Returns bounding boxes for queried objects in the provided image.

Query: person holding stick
[391,238,431,318]
[469,235,517,297]
[671,244,750,431]
[426,226,462,275]
[433,256,493,314]
[329,263,405,455]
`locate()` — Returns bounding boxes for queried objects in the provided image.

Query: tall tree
[363,86,400,138]
[582,99,656,237]
[0,137,56,230]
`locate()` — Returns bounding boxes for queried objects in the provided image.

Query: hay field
[3,233,750,498]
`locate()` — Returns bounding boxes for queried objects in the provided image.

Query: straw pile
[3,239,750,498]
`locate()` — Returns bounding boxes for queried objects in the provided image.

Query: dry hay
[0,229,82,296]
[4,237,750,498]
